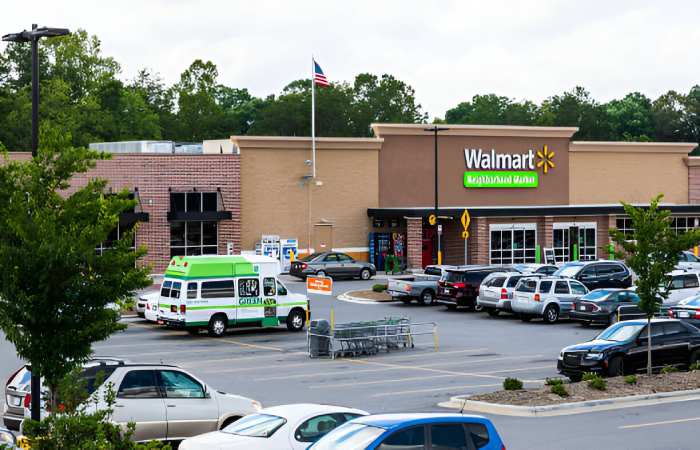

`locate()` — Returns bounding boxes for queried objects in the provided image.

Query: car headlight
[558,351,564,359]
[0,429,16,445]
[251,400,262,411]
[585,352,605,360]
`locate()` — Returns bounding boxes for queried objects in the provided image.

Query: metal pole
[311,57,316,179]
[434,127,441,265]
[31,24,38,157]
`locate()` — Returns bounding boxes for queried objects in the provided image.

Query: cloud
[2,0,698,118]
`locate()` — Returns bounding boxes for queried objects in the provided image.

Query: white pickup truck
[387,265,457,305]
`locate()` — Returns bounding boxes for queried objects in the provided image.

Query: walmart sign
[463,148,552,188]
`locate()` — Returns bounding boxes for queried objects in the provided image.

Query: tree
[445,94,538,125]
[610,195,700,375]
[172,60,227,141]
[605,92,654,141]
[0,128,151,408]
[537,86,613,140]
[652,90,687,141]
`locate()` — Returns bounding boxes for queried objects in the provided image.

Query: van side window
[160,280,172,297]
[187,283,198,299]
[238,278,260,298]
[277,280,288,296]
[170,282,182,298]
[201,280,235,298]
[263,278,276,296]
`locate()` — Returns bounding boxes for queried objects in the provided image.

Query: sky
[1,0,699,119]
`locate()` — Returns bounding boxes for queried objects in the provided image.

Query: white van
[158,255,309,336]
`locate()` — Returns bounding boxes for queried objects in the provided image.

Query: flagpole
[311,56,316,179]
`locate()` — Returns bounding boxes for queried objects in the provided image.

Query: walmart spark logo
[536,145,555,174]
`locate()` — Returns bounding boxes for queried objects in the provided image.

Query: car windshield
[301,253,322,262]
[581,290,612,301]
[554,263,583,278]
[596,323,645,342]
[222,414,287,438]
[311,423,385,450]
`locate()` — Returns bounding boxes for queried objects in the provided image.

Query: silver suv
[512,277,589,323]
[477,272,545,316]
[13,359,261,442]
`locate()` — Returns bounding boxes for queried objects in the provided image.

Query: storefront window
[553,223,596,262]
[96,222,136,255]
[490,224,536,265]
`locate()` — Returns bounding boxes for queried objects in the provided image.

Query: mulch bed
[469,371,700,406]
[348,290,394,302]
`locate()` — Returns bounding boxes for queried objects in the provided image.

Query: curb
[337,290,399,305]
[438,388,700,417]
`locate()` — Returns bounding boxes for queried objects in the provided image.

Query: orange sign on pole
[306,276,333,296]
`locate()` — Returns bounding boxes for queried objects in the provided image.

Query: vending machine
[260,235,281,260]
[280,238,299,273]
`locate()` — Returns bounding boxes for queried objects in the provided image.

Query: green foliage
[610,195,700,375]
[372,284,388,293]
[22,371,170,450]
[545,378,565,386]
[581,372,597,382]
[503,377,523,390]
[584,374,607,391]
[660,365,680,374]
[624,375,638,385]
[689,362,700,371]
[0,132,152,401]
[550,383,569,397]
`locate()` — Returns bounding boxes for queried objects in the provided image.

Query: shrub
[372,284,388,293]
[660,365,679,374]
[690,361,700,371]
[545,378,564,386]
[503,377,523,391]
[587,375,607,391]
[581,372,598,382]
[624,375,638,385]
[550,383,569,397]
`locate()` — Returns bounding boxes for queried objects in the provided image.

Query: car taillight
[146,303,150,310]
[405,285,412,293]
[572,302,577,310]
[500,288,508,300]
[301,262,308,270]
[453,283,466,289]
[668,309,675,318]
[534,293,541,302]
[501,445,506,450]
[180,304,186,314]
[23,393,31,408]
[695,310,700,319]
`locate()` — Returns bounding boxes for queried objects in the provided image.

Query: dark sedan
[570,289,644,326]
[289,252,376,280]
[669,295,700,329]
[558,319,700,381]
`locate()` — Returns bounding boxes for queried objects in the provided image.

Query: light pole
[3,24,70,157]
[424,126,448,265]
[2,24,70,421]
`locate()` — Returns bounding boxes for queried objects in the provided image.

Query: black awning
[119,212,149,226]
[367,204,700,219]
[167,211,232,221]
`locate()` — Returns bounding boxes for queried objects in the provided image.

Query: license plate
[9,395,21,406]
[580,306,586,311]
[680,311,690,318]
[157,320,164,325]
[444,289,451,294]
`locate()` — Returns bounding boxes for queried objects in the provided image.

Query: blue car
[309,413,505,450]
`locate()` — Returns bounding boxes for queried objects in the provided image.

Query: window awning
[119,212,149,226]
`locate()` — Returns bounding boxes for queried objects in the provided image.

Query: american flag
[313,60,329,87]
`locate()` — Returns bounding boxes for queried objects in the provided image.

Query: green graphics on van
[464,171,538,188]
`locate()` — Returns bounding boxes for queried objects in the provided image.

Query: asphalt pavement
[1,275,698,449]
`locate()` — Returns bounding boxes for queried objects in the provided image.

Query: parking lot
[3,276,700,449]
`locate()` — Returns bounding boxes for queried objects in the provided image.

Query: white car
[179,404,368,450]
[140,291,161,322]
[677,251,700,271]
[664,270,700,307]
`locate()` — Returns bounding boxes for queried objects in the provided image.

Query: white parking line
[619,417,700,430]
[371,383,504,398]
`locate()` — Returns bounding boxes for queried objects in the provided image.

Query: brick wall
[61,154,241,274]
[406,217,423,270]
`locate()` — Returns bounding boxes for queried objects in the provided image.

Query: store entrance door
[553,223,597,262]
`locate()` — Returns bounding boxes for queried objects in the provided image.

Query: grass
[581,373,607,390]
[624,375,638,385]
[545,378,565,386]
[660,365,679,374]
[503,377,523,391]
[372,284,388,293]
[690,362,700,371]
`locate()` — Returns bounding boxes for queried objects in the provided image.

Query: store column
[406,217,423,270]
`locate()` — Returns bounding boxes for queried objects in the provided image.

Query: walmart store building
[13,124,698,273]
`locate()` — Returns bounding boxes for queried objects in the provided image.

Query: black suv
[558,319,700,380]
[553,260,632,290]
[436,266,509,310]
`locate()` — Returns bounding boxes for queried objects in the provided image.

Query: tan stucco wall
[569,142,696,205]
[236,137,380,257]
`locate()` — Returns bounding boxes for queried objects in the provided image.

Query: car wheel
[419,290,435,306]
[286,308,305,332]
[608,356,624,377]
[487,308,500,317]
[220,416,241,430]
[316,270,327,278]
[543,305,560,324]
[520,314,532,322]
[360,268,372,280]
[689,349,700,366]
[474,304,484,312]
[208,314,228,337]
